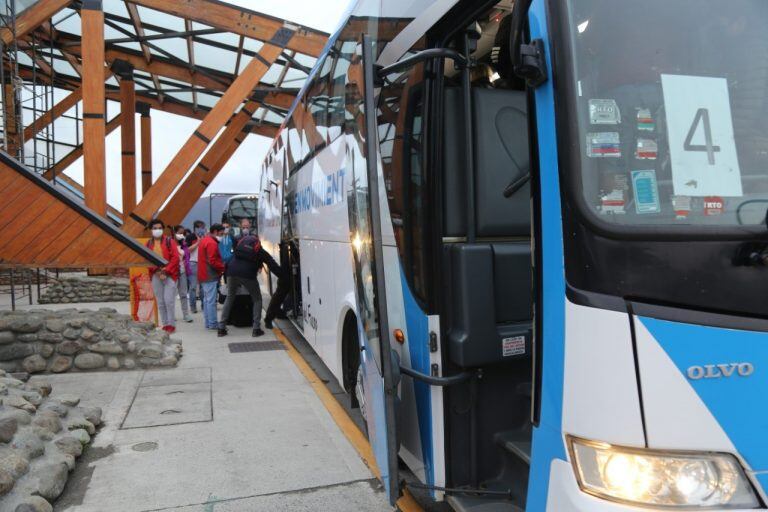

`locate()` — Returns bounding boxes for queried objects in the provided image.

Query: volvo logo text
[687,363,754,380]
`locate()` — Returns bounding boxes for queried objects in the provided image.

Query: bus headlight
[568,437,760,508]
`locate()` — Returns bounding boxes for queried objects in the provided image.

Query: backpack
[234,235,262,262]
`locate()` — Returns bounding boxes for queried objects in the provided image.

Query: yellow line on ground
[273,326,425,512]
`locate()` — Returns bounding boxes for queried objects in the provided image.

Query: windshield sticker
[661,74,743,197]
[636,108,655,131]
[587,132,621,158]
[703,196,725,216]
[672,195,692,220]
[631,170,661,214]
[589,99,621,125]
[600,189,626,215]
[636,138,658,160]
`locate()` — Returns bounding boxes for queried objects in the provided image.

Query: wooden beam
[0,0,72,45]
[43,115,122,180]
[81,1,106,216]
[125,0,327,57]
[2,81,21,159]
[159,100,258,226]
[124,39,286,236]
[119,73,137,217]
[139,105,152,195]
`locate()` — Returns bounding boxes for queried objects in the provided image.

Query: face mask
[151,229,163,239]
[224,228,230,234]
[175,234,184,241]
[215,235,223,242]
[241,228,250,235]
[196,228,205,237]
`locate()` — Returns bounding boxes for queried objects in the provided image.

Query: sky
[64,0,351,212]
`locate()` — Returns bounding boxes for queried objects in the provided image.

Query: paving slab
[121,382,212,428]
[140,367,212,387]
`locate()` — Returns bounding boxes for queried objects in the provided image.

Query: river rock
[123,358,136,370]
[0,417,17,443]
[48,356,72,374]
[136,344,163,359]
[55,340,82,356]
[11,430,44,459]
[14,496,54,512]
[34,462,68,501]
[61,328,80,340]
[9,318,42,334]
[67,418,95,435]
[21,356,46,374]
[38,402,67,418]
[73,354,104,370]
[33,413,61,434]
[37,333,62,344]
[106,356,120,370]
[85,318,105,331]
[53,435,82,457]
[0,449,28,478]
[2,396,35,413]
[0,468,13,495]
[89,342,123,355]
[79,329,99,343]
[0,409,31,426]
[69,428,89,445]
[43,319,66,333]
[16,334,37,343]
[38,344,54,359]
[0,345,34,362]
[0,333,14,345]
[81,407,102,427]
[58,395,79,407]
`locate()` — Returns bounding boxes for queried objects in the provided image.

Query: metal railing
[0,268,60,310]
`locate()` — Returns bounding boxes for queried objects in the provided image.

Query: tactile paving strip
[228,341,285,353]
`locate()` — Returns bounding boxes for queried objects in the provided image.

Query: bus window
[328,40,355,140]
[308,55,332,146]
[377,62,430,303]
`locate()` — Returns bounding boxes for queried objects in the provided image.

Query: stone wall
[0,308,181,374]
[38,276,129,304]
[0,373,100,511]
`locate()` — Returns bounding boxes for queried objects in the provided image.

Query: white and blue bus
[258,0,768,510]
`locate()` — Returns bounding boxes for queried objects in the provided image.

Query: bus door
[345,35,401,505]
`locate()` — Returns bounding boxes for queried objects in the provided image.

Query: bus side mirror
[510,0,547,87]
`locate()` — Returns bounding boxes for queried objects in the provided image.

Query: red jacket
[198,234,225,282]
[145,236,180,281]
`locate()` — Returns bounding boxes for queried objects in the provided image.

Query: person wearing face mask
[236,218,253,243]
[197,224,226,329]
[186,220,206,314]
[145,219,181,334]
[174,225,193,323]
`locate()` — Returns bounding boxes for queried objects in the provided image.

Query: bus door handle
[399,365,477,387]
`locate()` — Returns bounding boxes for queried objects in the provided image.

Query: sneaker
[217,327,228,337]
[264,318,273,329]
[183,314,193,323]
[190,308,198,314]
[252,328,265,337]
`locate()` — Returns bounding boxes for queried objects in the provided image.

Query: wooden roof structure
[0,151,164,268]
[0,0,329,244]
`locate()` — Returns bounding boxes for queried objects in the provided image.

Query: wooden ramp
[0,152,164,269]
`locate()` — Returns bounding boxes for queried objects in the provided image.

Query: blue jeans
[188,261,199,312]
[201,280,219,329]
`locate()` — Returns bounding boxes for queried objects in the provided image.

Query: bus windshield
[565,0,768,228]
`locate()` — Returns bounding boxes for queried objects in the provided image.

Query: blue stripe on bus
[640,316,768,478]
[400,268,434,487]
[526,0,569,509]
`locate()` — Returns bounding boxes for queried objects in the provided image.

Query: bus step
[446,494,523,512]
[494,430,531,466]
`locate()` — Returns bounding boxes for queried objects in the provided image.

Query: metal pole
[27,268,32,305]
[9,268,15,311]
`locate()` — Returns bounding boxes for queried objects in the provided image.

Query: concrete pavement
[10,299,390,512]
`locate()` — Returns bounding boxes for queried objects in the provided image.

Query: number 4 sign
[662,74,743,197]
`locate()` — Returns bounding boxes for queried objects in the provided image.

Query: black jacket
[226,235,282,279]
